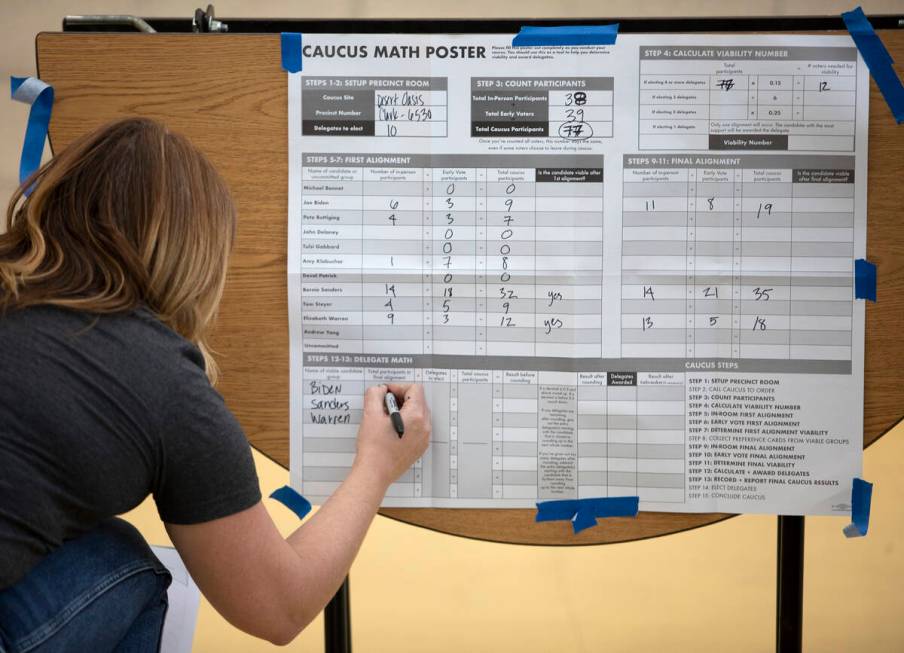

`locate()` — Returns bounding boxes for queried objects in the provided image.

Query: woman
[0,117,430,650]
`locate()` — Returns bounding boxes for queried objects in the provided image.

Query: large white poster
[287,33,868,515]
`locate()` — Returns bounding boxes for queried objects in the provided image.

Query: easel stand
[325,577,352,653]
[323,519,807,653]
[776,516,805,653]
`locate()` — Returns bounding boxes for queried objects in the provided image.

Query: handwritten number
[756,202,773,218]
[564,91,587,106]
[753,287,772,301]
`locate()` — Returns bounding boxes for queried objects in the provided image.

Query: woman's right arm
[165,383,431,645]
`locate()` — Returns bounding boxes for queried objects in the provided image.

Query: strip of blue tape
[512,24,619,47]
[10,76,54,193]
[843,477,873,537]
[842,6,904,123]
[854,258,876,301]
[536,496,639,534]
[281,32,303,72]
[269,485,312,519]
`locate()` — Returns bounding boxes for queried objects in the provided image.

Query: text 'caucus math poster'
[287,33,869,515]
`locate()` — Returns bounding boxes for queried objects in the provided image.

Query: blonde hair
[0,117,236,383]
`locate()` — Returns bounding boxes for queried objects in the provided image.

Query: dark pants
[0,518,172,652]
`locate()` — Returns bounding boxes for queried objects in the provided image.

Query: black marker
[384,392,405,437]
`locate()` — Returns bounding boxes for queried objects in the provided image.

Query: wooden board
[36,31,904,545]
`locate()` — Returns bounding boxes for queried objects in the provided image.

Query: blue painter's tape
[854,258,876,301]
[535,499,582,521]
[512,24,618,47]
[843,478,873,537]
[281,32,303,72]
[270,485,312,519]
[10,76,54,194]
[843,7,892,65]
[842,7,904,123]
[536,496,639,534]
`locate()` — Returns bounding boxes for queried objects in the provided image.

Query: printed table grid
[621,155,855,361]
[470,77,614,140]
[301,76,448,138]
[637,46,858,151]
[638,73,855,122]
[300,367,686,504]
[300,155,605,359]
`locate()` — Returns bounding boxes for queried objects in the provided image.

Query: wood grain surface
[35,31,904,545]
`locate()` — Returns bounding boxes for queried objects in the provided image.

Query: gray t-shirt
[0,305,261,589]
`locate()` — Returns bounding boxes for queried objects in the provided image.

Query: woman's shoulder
[2,303,207,378]
[130,306,207,372]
